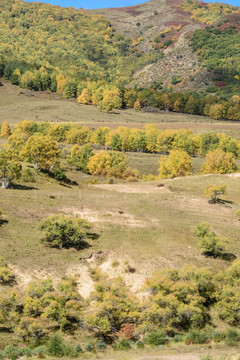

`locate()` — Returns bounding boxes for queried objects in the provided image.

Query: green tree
[67,144,93,172]
[39,215,94,250]
[194,222,229,258]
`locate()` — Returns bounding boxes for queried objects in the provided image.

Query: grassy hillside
[0,82,240,358]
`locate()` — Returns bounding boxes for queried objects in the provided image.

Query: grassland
[0,80,240,359]
[1,80,240,138]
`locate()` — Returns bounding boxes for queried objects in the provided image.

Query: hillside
[0,0,240,124]
[88,0,204,89]
[1,1,240,359]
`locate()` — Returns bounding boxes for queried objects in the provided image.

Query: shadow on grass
[203,251,237,262]
[208,199,233,208]
[0,219,8,227]
[11,183,38,190]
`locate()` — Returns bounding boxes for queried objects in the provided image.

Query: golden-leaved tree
[201,148,237,174]
[158,149,192,179]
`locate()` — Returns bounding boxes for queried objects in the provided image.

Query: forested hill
[1,0,240,119]
[0,0,162,91]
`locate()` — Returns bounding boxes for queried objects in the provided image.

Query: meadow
[0,80,240,360]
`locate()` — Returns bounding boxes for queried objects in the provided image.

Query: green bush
[118,339,131,350]
[40,214,94,250]
[173,334,185,343]
[47,334,65,357]
[85,343,94,352]
[144,330,168,346]
[225,329,240,346]
[63,344,78,357]
[97,340,107,349]
[75,344,83,353]
[31,345,48,356]
[164,39,173,47]
[53,168,67,182]
[212,331,225,343]
[186,330,209,344]
[136,340,144,348]
[2,345,20,360]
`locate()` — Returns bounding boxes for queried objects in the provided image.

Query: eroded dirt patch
[61,207,153,228]
[92,183,172,194]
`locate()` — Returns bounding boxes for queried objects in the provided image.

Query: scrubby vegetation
[1,255,240,355]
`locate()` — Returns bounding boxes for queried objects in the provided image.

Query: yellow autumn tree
[201,148,237,174]
[21,134,59,171]
[77,88,91,104]
[158,149,192,179]
[134,99,141,111]
[1,122,11,138]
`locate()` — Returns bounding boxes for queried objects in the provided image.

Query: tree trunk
[2,177,10,189]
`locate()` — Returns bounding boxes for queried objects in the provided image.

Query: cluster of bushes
[2,328,240,359]
[1,254,240,346]
[0,211,240,351]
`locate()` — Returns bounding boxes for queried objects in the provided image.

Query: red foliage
[118,323,135,340]
[110,5,143,16]
[164,21,188,27]
[215,81,227,88]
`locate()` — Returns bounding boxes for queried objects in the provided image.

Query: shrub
[118,323,135,340]
[118,339,131,350]
[0,255,15,284]
[2,346,20,360]
[53,168,67,182]
[225,328,240,346]
[96,340,107,349]
[144,330,168,346]
[47,334,65,357]
[173,334,185,343]
[194,222,230,258]
[85,343,94,352]
[75,344,83,353]
[63,344,78,357]
[136,340,144,349]
[31,345,48,356]
[186,330,209,344]
[212,331,225,343]
[164,39,173,47]
[39,214,94,250]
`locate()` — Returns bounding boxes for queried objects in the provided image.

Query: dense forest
[1,0,240,119]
